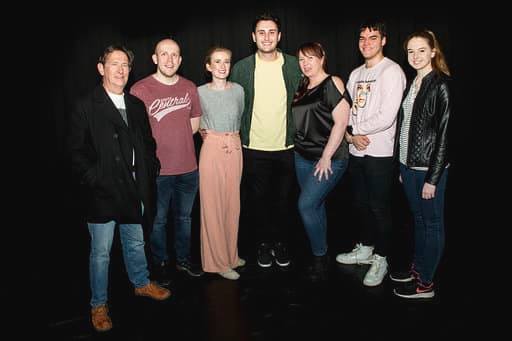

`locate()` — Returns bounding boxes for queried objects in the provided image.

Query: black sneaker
[304,255,329,282]
[153,261,172,286]
[394,280,435,299]
[257,243,274,268]
[176,260,204,277]
[272,242,290,267]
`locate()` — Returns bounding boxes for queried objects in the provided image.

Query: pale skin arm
[190,117,200,134]
[314,76,350,181]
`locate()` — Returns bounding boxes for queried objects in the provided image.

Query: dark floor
[40,216,476,341]
[31,163,483,340]
[44,255,458,341]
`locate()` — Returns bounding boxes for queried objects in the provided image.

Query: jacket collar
[92,85,130,130]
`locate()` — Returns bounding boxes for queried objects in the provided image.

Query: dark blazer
[395,71,451,185]
[70,85,159,227]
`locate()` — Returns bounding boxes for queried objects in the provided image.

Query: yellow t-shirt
[249,53,291,151]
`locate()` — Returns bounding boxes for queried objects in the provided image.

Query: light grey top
[198,82,244,132]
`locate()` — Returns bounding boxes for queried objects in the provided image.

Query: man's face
[97,50,130,94]
[252,20,281,54]
[358,28,386,61]
[153,39,182,78]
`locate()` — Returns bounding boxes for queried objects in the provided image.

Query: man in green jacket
[230,13,302,268]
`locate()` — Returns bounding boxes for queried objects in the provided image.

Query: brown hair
[404,30,450,76]
[293,42,327,103]
[98,45,134,68]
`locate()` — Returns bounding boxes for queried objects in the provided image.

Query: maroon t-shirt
[131,75,202,175]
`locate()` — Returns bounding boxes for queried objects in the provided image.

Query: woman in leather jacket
[393,30,451,299]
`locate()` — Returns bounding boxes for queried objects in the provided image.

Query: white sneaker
[335,243,374,264]
[219,269,240,280]
[363,254,388,287]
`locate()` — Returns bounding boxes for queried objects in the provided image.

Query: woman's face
[298,50,324,78]
[206,50,232,80]
[407,37,435,72]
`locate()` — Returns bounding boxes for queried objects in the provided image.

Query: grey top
[198,82,244,132]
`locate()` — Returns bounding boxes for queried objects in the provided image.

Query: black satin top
[292,76,352,160]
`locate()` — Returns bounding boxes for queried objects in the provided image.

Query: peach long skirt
[199,130,243,273]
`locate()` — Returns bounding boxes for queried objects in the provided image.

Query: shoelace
[352,243,363,252]
[367,256,383,275]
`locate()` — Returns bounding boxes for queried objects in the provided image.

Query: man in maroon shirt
[131,38,203,283]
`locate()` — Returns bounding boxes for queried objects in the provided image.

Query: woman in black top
[292,42,352,281]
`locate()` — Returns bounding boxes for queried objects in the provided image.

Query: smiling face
[298,50,325,79]
[406,37,435,73]
[206,50,232,80]
[359,28,386,64]
[97,50,130,94]
[252,20,281,54]
[152,39,182,79]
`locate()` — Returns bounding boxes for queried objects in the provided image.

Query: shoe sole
[219,272,240,280]
[275,260,290,267]
[134,292,171,300]
[257,261,272,268]
[91,318,112,333]
[389,275,414,283]
[336,258,373,265]
[363,269,388,287]
[393,289,435,299]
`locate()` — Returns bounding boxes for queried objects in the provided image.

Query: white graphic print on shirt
[147,93,191,121]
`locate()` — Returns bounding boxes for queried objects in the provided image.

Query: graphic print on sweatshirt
[147,93,191,122]
[353,79,375,113]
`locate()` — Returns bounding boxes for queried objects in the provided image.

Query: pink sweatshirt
[347,57,406,157]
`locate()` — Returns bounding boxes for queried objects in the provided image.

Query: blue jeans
[295,153,348,256]
[88,220,149,307]
[400,164,448,284]
[151,170,199,264]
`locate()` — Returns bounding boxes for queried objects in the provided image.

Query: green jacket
[230,52,302,148]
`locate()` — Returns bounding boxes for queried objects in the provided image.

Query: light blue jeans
[295,152,348,256]
[88,220,149,307]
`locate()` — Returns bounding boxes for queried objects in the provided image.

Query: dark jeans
[349,155,395,256]
[400,164,448,284]
[151,170,199,264]
[240,148,295,251]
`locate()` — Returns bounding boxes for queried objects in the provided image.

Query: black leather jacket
[395,71,451,185]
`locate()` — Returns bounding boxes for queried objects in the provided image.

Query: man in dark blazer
[69,45,170,333]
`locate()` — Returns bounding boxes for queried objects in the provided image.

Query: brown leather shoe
[134,281,171,300]
[91,304,112,332]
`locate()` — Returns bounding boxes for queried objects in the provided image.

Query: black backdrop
[32,3,481,324]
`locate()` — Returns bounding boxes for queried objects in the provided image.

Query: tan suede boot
[134,281,171,300]
[91,304,112,332]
